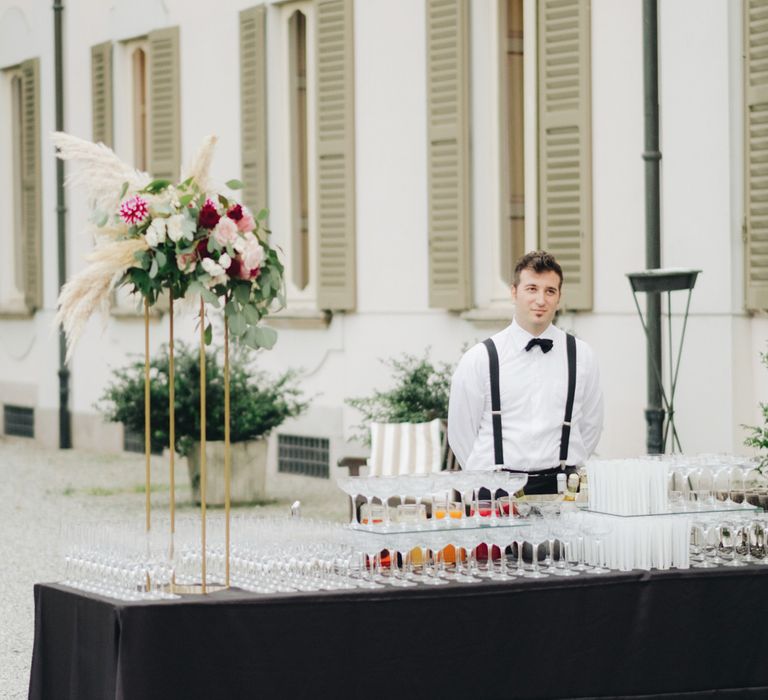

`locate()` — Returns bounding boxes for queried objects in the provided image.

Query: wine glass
[522,521,550,579]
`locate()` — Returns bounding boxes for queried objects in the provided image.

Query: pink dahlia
[119,195,150,225]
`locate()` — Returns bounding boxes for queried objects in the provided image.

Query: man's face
[511,268,561,335]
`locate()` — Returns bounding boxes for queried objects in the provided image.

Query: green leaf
[229,311,247,337]
[253,325,278,350]
[179,193,194,208]
[204,323,213,346]
[197,193,207,208]
[225,179,244,190]
[144,179,171,194]
[119,181,129,199]
[243,304,261,325]
[200,286,221,307]
[208,235,222,253]
[95,211,109,227]
[224,300,239,318]
[218,194,230,210]
[256,208,269,221]
[234,283,251,306]
[149,258,159,279]
[155,250,167,268]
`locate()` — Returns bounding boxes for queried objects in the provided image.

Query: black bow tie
[525,337,553,353]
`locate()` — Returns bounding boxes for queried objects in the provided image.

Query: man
[448,250,603,494]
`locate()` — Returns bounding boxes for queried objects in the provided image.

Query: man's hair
[512,250,564,288]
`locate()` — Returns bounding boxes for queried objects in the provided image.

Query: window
[265,0,356,316]
[4,405,34,438]
[744,0,768,310]
[289,10,310,291]
[278,434,330,478]
[132,45,148,171]
[0,58,41,315]
[500,0,526,286]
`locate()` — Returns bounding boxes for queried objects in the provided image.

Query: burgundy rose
[198,199,221,229]
[227,204,243,222]
[227,257,243,277]
[195,238,213,259]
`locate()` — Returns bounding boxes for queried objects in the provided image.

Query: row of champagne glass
[690,511,768,567]
[337,471,529,529]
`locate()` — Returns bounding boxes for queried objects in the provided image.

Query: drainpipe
[54,0,71,448]
[642,0,664,453]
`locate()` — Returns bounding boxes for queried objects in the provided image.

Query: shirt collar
[509,319,558,352]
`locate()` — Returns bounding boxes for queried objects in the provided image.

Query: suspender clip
[562,420,571,427]
[491,410,502,416]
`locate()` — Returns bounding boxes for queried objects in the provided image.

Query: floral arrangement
[52,133,283,358]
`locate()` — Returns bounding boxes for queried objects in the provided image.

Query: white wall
[0,0,766,469]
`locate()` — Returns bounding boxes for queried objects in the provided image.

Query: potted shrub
[98,342,308,504]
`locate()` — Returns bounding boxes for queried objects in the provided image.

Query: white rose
[219,253,232,270]
[201,257,226,278]
[145,218,167,248]
[166,214,186,243]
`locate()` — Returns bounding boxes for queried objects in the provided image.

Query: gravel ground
[0,438,346,700]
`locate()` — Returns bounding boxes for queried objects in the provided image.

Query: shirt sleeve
[447,347,485,469]
[579,344,604,457]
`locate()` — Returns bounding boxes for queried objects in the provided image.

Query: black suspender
[559,333,577,466]
[482,338,504,466]
[483,333,577,468]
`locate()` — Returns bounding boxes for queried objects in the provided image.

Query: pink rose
[236,213,256,233]
[213,217,239,247]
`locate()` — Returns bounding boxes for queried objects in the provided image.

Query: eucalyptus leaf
[200,286,221,307]
[144,179,171,194]
[95,211,109,227]
[149,258,159,279]
[257,208,269,221]
[234,283,251,306]
[119,181,129,199]
[155,250,167,268]
[253,325,278,350]
[218,194,229,210]
[224,300,238,318]
[225,179,244,190]
[204,323,213,346]
[243,304,261,325]
[179,193,194,208]
[229,311,247,337]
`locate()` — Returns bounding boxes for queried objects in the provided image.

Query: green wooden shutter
[148,26,180,181]
[315,0,356,311]
[538,0,592,310]
[91,42,113,147]
[240,7,268,215]
[426,0,471,310]
[745,0,768,310]
[21,58,42,311]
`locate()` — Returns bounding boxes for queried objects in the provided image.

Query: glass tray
[579,503,762,518]
[346,518,528,535]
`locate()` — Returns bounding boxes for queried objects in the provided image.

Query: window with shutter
[20,58,42,312]
[500,0,526,285]
[315,0,356,311]
[0,66,28,314]
[537,0,592,311]
[148,26,180,181]
[91,42,113,148]
[426,0,471,311]
[744,0,768,310]
[240,6,268,217]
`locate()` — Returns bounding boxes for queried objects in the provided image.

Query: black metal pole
[642,0,664,453]
[54,0,71,448]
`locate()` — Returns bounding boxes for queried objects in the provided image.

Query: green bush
[744,349,768,473]
[345,350,455,444]
[98,342,308,457]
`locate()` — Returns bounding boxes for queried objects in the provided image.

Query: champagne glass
[522,521,549,578]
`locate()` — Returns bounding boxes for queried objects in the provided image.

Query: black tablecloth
[28,567,768,700]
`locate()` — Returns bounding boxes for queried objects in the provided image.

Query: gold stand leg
[169,300,175,535]
[199,299,207,594]
[144,299,151,534]
[224,322,231,588]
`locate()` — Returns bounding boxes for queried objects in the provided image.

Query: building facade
[0,0,766,493]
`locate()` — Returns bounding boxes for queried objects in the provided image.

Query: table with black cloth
[29,566,768,700]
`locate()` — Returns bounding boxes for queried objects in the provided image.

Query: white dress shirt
[448,320,603,472]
